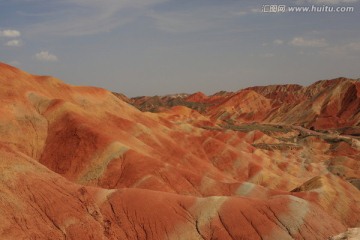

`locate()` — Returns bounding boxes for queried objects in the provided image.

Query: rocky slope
[0,62,359,239]
[330,228,360,240]
[130,77,360,132]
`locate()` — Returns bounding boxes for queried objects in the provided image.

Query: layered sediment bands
[330,228,360,240]
[130,77,360,130]
[0,148,347,239]
[0,62,359,239]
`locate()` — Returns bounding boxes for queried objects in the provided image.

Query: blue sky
[1,0,359,96]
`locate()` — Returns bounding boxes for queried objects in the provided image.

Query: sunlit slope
[0,62,359,239]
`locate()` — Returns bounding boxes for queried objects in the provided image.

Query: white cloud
[321,42,360,55]
[149,10,215,33]
[35,51,58,62]
[234,11,247,16]
[251,8,262,13]
[5,39,23,47]
[346,42,360,51]
[297,0,358,4]
[289,37,328,47]
[262,53,275,58]
[0,29,21,38]
[26,0,167,36]
[149,5,247,34]
[230,7,267,17]
[273,39,284,45]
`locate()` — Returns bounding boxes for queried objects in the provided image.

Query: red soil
[0,62,359,239]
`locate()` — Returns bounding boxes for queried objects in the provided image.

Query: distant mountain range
[120,77,360,132]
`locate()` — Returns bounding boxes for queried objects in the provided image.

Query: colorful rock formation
[0,62,359,239]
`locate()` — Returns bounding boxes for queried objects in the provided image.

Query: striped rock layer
[0,62,359,239]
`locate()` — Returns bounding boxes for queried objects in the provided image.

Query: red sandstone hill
[0,62,359,239]
[130,78,360,132]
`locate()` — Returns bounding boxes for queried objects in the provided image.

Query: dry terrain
[0,62,359,239]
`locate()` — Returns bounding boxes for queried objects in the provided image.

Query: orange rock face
[0,62,359,239]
